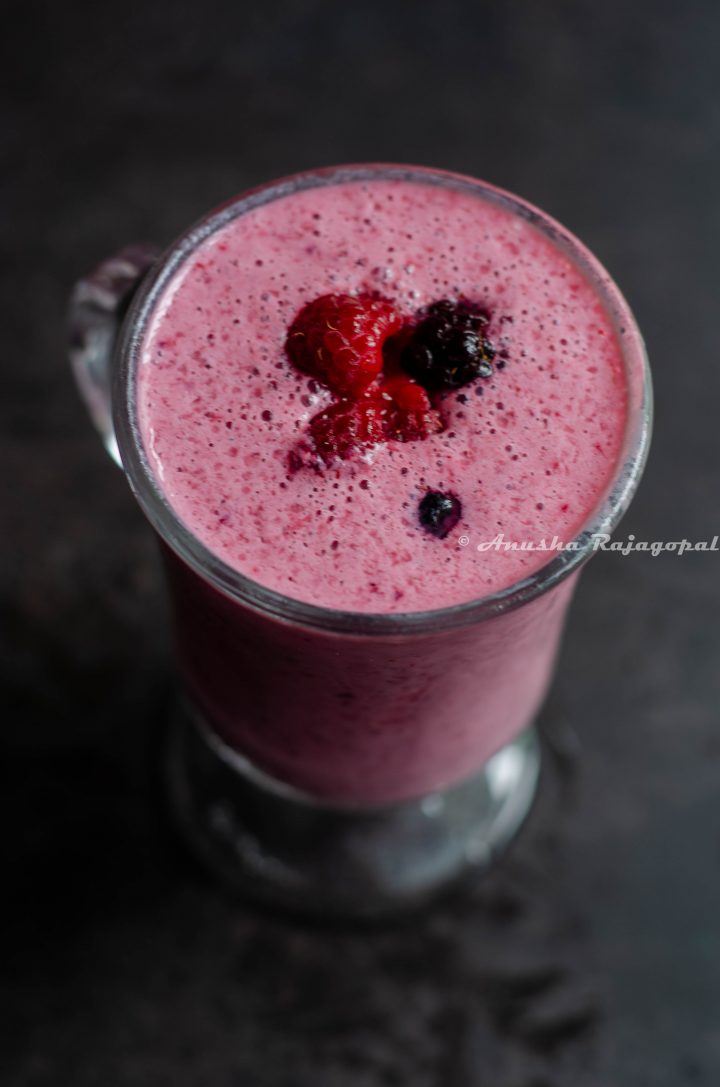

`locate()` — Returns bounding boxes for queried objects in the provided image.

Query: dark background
[2,1,720,1084]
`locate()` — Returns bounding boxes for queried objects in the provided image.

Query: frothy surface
[138,177,627,612]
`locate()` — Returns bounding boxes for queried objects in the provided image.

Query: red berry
[309,394,387,464]
[286,293,403,397]
[381,376,444,442]
[306,377,443,465]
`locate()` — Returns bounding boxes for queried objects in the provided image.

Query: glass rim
[113,162,652,636]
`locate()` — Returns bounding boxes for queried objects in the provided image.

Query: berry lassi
[118,165,648,806]
[138,175,626,613]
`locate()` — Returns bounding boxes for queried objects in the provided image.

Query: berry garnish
[309,394,387,464]
[381,376,443,442]
[286,293,403,397]
[418,490,462,539]
[306,377,443,464]
[401,299,495,391]
[284,291,503,472]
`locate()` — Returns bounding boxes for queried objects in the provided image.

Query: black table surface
[3,2,719,1084]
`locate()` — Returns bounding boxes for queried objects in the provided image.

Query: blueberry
[401,299,495,391]
[418,490,462,539]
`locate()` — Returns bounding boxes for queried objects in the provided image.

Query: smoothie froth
[138,176,627,614]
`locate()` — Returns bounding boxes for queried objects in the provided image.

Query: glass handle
[68,243,160,465]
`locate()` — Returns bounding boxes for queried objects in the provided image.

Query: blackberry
[401,299,495,391]
[418,490,462,539]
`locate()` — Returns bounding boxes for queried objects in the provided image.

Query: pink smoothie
[138,176,626,613]
[130,167,637,805]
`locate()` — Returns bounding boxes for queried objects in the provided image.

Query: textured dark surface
[2,2,719,1084]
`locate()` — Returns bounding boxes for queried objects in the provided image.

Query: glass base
[166,706,541,919]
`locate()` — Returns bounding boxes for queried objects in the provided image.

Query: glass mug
[68,165,652,918]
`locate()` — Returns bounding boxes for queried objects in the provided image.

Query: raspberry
[401,298,495,391]
[381,376,443,442]
[286,293,403,397]
[418,490,463,539]
[307,377,443,464]
[309,394,387,464]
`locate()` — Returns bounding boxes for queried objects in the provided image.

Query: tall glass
[69,165,651,918]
